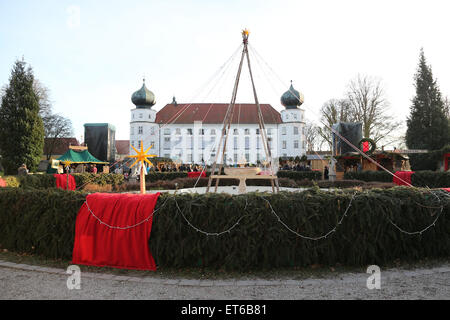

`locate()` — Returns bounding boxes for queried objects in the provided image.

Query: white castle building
[129,80,307,164]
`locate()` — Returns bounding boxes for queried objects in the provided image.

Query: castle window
[210,129,216,135]
[164,128,170,135]
[294,127,299,135]
[244,128,250,135]
[282,127,286,135]
[139,113,143,119]
[233,129,239,135]
[176,128,181,135]
[138,126,143,135]
[187,128,193,135]
[282,140,287,149]
[294,140,299,149]
[164,137,171,149]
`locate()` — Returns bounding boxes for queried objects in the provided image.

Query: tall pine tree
[0,59,44,174]
[406,49,450,170]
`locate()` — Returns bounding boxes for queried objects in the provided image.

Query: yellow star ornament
[129,141,157,169]
[61,160,72,168]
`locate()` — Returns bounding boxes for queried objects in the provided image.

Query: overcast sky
[1,0,449,146]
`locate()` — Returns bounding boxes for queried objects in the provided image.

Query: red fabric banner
[393,171,414,186]
[54,174,76,190]
[72,192,160,271]
[0,178,6,188]
[187,171,206,178]
[442,188,450,193]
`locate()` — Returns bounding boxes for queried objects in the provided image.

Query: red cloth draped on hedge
[187,171,206,178]
[53,174,76,190]
[72,192,160,271]
[393,171,414,186]
[442,188,450,193]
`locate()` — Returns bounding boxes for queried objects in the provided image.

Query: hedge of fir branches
[411,171,450,188]
[276,170,322,181]
[2,173,125,189]
[345,170,450,188]
[344,171,393,182]
[0,187,449,270]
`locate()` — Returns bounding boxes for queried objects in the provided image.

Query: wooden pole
[244,37,279,192]
[207,41,246,193]
[140,163,146,194]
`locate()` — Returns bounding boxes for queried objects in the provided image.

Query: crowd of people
[279,163,313,171]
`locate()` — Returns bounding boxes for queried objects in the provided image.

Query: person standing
[324,166,329,180]
[17,164,29,176]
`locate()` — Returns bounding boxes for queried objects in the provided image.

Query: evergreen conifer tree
[0,59,44,174]
[406,49,450,170]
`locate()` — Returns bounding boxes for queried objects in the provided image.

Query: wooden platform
[209,174,279,194]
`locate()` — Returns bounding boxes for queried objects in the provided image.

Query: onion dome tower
[129,78,159,158]
[131,79,156,108]
[281,81,304,109]
[279,80,307,159]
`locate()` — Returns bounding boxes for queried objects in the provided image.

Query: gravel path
[0,261,449,300]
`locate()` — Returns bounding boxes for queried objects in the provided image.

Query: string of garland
[80,188,447,239]
[384,188,446,235]
[258,192,356,240]
[173,195,250,236]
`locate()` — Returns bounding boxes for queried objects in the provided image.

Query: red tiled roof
[44,137,79,156]
[115,140,130,155]
[155,103,282,125]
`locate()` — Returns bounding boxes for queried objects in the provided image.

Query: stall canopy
[57,149,109,164]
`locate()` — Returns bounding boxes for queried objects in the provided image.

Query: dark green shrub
[72,173,124,188]
[277,170,322,181]
[145,172,187,182]
[346,170,450,188]
[18,174,56,189]
[344,171,393,182]
[1,187,449,270]
[411,171,450,188]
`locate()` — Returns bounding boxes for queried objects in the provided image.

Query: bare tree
[43,114,73,160]
[33,79,52,118]
[304,122,321,152]
[346,74,401,144]
[317,98,354,150]
[33,79,74,159]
